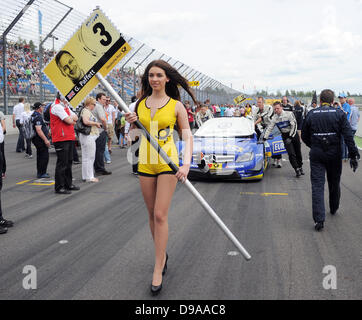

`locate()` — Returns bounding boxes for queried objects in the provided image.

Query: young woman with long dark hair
[125,60,196,295]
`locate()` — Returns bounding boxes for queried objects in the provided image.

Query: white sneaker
[277,159,282,168]
[106,161,112,164]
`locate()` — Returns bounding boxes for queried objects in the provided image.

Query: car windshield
[194,117,255,138]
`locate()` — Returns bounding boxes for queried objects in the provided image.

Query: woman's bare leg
[152,174,178,286]
[139,176,157,239]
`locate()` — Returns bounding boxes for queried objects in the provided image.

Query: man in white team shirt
[12,97,25,152]
[224,105,235,117]
[104,96,116,163]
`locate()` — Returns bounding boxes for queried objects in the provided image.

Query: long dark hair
[135,60,197,113]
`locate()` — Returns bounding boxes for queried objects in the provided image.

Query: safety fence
[0,0,240,114]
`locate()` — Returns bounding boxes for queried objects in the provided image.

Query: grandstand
[0,0,239,113]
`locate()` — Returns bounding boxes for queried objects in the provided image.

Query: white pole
[95,72,251,261]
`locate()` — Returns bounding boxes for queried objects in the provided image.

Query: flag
[38,10,43,36]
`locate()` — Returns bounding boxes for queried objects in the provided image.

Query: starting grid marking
[16,179,55,187]
[240,192,289,197]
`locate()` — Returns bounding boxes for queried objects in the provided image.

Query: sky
[57,0,362,94]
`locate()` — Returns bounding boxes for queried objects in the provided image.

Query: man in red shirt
[185,101,195,131]
[50,93,80,194]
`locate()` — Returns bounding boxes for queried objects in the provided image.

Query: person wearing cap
[31,102,51,179]
[50,94,80,194]
[338,93,351,161]
[302,89,360,232]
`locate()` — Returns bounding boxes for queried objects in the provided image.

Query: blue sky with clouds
[62,0,362,94]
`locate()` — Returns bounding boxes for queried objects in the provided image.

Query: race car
[177,117,287,181]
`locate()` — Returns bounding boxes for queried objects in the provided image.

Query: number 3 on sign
[79,13,120,58]
[93,23,112,46]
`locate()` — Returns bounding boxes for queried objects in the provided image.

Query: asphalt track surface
[0,134,361,300]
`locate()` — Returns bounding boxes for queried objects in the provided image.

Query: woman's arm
[175,101,193,183]
[82,111,100,127]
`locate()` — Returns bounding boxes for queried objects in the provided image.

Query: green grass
[355,136,362,149]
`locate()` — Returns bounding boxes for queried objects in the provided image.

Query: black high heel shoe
[151,282,163,296]
[162,253,168,276]
[150,253,168,296]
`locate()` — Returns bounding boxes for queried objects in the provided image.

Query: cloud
[60,0,362,93]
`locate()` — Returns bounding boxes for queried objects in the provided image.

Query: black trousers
[94,131,107,172]
[0,146,3,220]
[282,133,303,169]
[54,141,74,191]
[73,141,79,162]
[32,137,49,176]
[310,147,342,223]
[0,142,6,174]
[25,138,32,156]
[16,119,25,152]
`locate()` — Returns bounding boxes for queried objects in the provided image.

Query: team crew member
[196,104,213,127]
[50,93,80,194]
[31,102,50,179]
[338,93,351,161]
[294,100,304,139]
[254,97,282,167]
[126,60,195,296]
[281,96,294,113]
[302,89,360,231]
[264,101,304,177]
[13,97,25,153]
[254,97,273,136]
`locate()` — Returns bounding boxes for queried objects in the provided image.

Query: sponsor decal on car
[272,141,285,154]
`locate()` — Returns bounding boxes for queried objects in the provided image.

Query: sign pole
[95,72,251,261]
